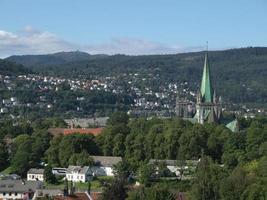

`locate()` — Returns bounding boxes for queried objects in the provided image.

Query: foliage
[191,155,226,200]
[138,163,155,186]
[46,134,98,167]
[101,178,128,200]
[44,164,57,184]
[127,186,175,200]
[0,142,9,171]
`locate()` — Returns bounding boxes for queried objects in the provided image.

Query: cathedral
[175,51,238,132]
[194,52,222,124]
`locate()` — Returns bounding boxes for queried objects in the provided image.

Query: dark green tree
[0,142,8,171]
[44,164,57,184]
[101,178,128,200]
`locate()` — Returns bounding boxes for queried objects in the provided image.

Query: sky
[0,0,267,57]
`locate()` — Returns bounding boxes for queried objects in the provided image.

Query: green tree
[241,183,267,200]
[257,156,267,177]
[108,111,129,126]
[45,135,63,167]
[101,178,128,200]
[0,142,8,171]
[10,138,32,175]
[31,130,51,165]
[220,167,250,200]
[113,160,131,179]
[44,164,57,184]
[191,155,224,200]
[138,163,155,186]
[127,186,175,200]
[246,122,267,160]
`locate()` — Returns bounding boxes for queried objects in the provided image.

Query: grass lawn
[1,167,13,175]
[45,176,114,191]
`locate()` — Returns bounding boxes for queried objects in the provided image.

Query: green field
[45,176,114,191]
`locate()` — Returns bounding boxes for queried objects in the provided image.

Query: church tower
[194,51,222,124]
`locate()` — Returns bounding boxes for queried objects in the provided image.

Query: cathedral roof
[200,52,213,103]
[226,119,239,132]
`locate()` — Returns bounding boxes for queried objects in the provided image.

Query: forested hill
[0,59,31,76]
[6,51,108,67]
[5,47,267,105]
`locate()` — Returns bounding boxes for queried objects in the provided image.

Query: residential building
[90,156,122,176]
[0,180,42,200]
[149,159,199,178]
[27,168,44,181]
[66,166,92,183]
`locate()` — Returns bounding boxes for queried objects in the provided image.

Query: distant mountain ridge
[6,51,108,67]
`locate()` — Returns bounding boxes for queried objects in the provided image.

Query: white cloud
[0,27,78,58]
[0,26,201,58]
[85,38,184,55]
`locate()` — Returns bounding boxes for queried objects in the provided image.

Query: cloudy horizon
[0,26,211,58]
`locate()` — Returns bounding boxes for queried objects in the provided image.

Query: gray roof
[0,180,42,193]
[65,117,109,128]
[27,168,44,175]
[149,159,199,166]
[66,166,90,174]
[36,189,63,197]
[91,156,122,167]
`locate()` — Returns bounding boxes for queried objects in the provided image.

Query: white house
[66,166,92,183]
[0,180,42,200]
[27,168,44,182]
[90,156,122,176]
[149,159,199,177]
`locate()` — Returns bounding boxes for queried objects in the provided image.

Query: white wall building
[90,156,122,176]
[66,166,92,183]
[27,168,44,182]
[149,159,199,177]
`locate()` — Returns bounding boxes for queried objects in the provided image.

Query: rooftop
[91,156,122,167]
[53,192,90,200]
[28,168,44,174]
[0,180,42,193]
[48,128,103,136]
[149,159,199,166]
[66,166,90,174]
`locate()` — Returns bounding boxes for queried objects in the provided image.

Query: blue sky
[0,0,267,57]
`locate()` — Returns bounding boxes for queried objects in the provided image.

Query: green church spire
[200,52,213,102]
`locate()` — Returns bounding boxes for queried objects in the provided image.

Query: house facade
[90,156,122,176]
[66,166,92,183]
[27,168,44,182]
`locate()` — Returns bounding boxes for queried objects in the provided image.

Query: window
[3,192,6,196]
[9,192,12,196]
[15,193,17,196]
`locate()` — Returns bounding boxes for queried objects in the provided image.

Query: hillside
[6,51,108,67]
[0,59,31,76]
[5,47,267,105]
